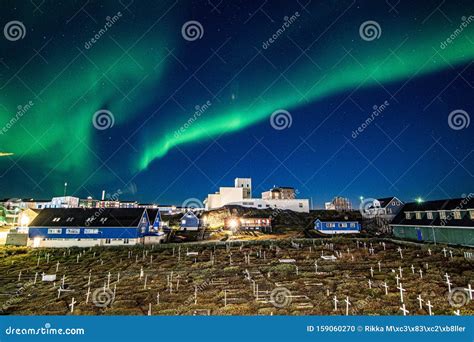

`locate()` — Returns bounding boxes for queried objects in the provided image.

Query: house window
[124,239,129,244]
[415,212,422,219]
[440,211,446,219]
[350,223,356,228]
[48,228,62,234]
[299,203,303,208]
[453,211,462,220]
[66,217,74,222]
[339,223,348,228]
[105,239,111,244]
[100,217,108,223]
[427,212,433,220]
[327,223,335,228]
[84,228,99,234]
[470,211,474,220]
[405,212,411,219]
[66,228,80,234]
[52,217,61,222]
[181,220,186,224]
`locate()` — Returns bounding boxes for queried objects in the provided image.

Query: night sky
[0,0,473,207]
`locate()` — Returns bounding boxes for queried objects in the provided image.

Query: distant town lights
[228,219,239,229]
[416,197,424,204]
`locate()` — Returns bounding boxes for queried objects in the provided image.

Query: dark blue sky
[0,0,472,207]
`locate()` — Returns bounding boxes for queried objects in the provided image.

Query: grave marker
[417,294,424,309]
[69,297,77,313]
[426,300,433,315]
[400,303,409,316]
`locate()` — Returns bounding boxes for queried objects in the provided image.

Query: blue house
[28,208,163,248]
[314,218,361,234]
[179,211,200,231]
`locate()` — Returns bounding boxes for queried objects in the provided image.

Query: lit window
[470,211,474,220]
[66,228,80,234]
[416,212,422,219]
[427,212,433,220]
[124,239,129,244]
[405,212,411,219]
[48,228,62,234]
[339,223,348,228]
[100,217,108,223]
[440,211,446,219]
[52,217,61,222]
[181,220,186,224]
[453,211,462,220]
[105,239,111,244]
[84,229,99,234]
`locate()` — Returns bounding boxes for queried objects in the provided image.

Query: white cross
[86,287,91,303]
[62,275,66,287]
[157,293,160,305]
[444,273,450,282]
[344,296,351,316]
[442,248,447,257]
[411,265,415,274]
[117,272,120,283]
[395,274,400,286]
[397,247,403,259]
[107,272,111,289]
[140,267,144,279]
[397,283,406,303]
[464,284,474,300]
[428,248,431,256]
[382,242,386,250]
[333,295,338,311]
[419,269,423,279]
[148,303,152,316]
[449,250,453,259]
[368,279,372,289]
[426,300,433,315]
[446,278,452,293]
[400,303,409,316]
[370,267,374,278]
[382,282,389,295]
[56,262,60,272]
[417,294,424,309]
[453,309,460,316]
[314,261,318,273]
[378,261,381,272]
[398,266,403,279]
[69,297,77,313]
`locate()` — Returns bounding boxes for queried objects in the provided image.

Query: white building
[234,177,252,198]
[204,178,309,213]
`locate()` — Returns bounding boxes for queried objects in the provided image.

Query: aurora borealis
[0,0,473,205]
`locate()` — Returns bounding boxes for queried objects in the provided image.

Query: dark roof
[29,208,147,227]
[146,209,161,223]
[391,198,474,228]
[377,197,398,208]
[316,217,359,222]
